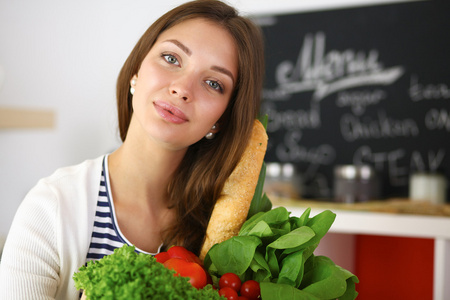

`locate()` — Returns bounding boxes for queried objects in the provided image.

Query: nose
[171,89,188,101]
[170,75,192,102]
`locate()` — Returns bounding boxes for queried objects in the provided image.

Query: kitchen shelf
[273,198,450,300]
[0,107,55,129]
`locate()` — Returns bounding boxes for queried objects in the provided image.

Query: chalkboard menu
[257,0,450,200]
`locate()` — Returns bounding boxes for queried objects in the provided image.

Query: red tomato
[155,251,171,263]
[163,258,207,289]
[167,246,203,265]
[219,287,239,300]
[240,280,260,300]
[219,273,242,292]
[237,297,250,300]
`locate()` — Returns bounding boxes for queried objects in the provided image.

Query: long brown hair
[116,0,265,255]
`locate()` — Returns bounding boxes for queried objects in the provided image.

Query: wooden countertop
[271,196,450,217]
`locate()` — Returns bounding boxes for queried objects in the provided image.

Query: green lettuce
[73,245,224,300]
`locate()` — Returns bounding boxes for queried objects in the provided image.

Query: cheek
[201,99,229,122]
[137,59,171,90]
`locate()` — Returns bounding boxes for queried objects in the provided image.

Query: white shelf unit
[282,204,450,300]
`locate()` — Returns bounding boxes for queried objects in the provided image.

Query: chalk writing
[263,87,290,101]
[340,110,419,142]
[409,75,450,101]
[263,102,321,133]
[275,131,336,166]
[425,109,450,131]
[353,146,409,186]
[336,89,386,115]
[410,148,446,172]
[265,32,404,101]
[354,146,446,186]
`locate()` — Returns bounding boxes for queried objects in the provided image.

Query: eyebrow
[165,39,192,56]
[164,39,236,84]
[211,65,235,85]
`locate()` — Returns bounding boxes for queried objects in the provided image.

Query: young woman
[0,0,265,299]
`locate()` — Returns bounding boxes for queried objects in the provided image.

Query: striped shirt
[85,155,162,262]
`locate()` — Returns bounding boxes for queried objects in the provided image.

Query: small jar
[264,162,302,199]
[333,165,379,203]
[409,172,447,204]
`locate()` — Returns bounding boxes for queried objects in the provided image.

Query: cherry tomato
[237,297,250,300]
[219,273,242,292]
[163,258,207,289]
[155,251,171,263]
[167,246,203,265]
[240,280,260,300]
[219,287,239,300]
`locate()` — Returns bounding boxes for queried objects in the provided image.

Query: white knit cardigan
[0,156,103,300]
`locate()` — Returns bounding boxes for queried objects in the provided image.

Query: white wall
[0,0,413,240]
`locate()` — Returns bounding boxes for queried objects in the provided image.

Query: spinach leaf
[296,207,311,228]
[300,255,350,299]
[246,220,274,238]
[206,236,261,276]
[260,282,321,300]
[240,207,290,236]
[268,226,315,249]
[249,251,272,282]
[277,250,305,286]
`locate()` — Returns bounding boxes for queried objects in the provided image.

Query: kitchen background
[1,0,446,298]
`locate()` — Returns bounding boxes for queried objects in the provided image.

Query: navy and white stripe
[85,155,160,262]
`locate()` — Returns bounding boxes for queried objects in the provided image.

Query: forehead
[156,17,236,44]
[155,17,239,77]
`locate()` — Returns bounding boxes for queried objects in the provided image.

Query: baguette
[199,119,268,260]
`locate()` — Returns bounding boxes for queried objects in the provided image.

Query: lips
[153,101,188,124]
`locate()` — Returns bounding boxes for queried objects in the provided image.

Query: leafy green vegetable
[260,282,321,300]
[73,245,224,300]
[206,236,261,276]
[204,207,359,299]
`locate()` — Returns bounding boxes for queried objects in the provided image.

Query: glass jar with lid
[264,162,302,199]
[333,164,380,203]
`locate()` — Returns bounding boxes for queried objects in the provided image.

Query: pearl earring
[205,124,218,140]
[130,78,136,95]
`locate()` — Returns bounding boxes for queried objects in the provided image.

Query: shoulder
[1,156,106,299]
[40,155,104,187]
[21,155,105,219]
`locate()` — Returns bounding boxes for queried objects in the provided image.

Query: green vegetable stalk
[73,245,224,300]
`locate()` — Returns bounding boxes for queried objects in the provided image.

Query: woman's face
[130,18,238,151]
